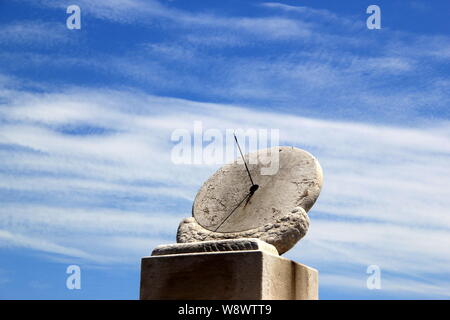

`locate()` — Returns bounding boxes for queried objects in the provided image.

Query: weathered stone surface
[140,145,322,300]
[193,146,322,233]
[177,206,309,255]
[152,238,278,256]
[140,250,318,300]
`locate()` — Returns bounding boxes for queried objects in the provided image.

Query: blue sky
[0,0,450,299]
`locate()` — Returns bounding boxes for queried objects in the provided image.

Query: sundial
[177,136,323,254]
[144,137,323,300]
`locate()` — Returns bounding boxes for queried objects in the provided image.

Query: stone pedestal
[140,239,318,300]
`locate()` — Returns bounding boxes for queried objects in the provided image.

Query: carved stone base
[140,239,318,300]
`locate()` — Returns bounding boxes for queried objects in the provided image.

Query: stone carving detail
[152,238,278,256]
[177,207,309,255]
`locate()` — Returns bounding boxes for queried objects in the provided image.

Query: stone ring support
[177,206,309,255]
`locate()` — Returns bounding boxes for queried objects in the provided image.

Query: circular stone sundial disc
[192,146,323,233]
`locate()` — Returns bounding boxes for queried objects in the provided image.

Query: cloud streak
[4,1,449,126]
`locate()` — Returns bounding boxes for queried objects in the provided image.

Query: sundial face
[193,146,323,233]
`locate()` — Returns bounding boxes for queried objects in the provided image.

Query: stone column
[140,238,318,300]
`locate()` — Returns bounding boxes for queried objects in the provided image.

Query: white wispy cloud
[0,229,103,262]
[26,0,312,40]
[0,20,71,46]
[3,0,449,125]
[260,2,356,25]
